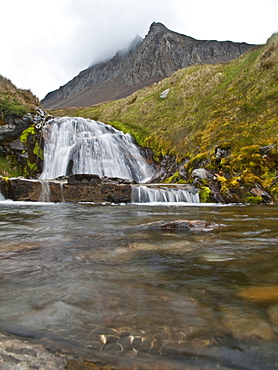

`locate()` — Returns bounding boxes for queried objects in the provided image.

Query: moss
[163,171,180,183]
[22,161,38,178]
[240,171,262,186]
[270,185,278,200]
[245,196,263,204]
[20,125,36,143]
[33,142,44,160]
[184,152,209,174]
[199,186,212,203]
[18,124,42,177]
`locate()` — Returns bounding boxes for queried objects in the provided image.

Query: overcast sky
[1,0,277,100]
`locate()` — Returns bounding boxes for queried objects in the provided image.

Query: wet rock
[215,146,231,160]
[62,182,131,203]
[140,219,220,231]
[207,179,227,203]
[237,286,278,303]
[0,178,6,198]
[0,332,67,369]
[5,176,132,203]
[6,177,42,201]
[268,304,278,330]
[259,144,277,156]
[220,305,276,341]
[68,173,101,185]
[192,168,212,180]
[250,186,273,203]
[0,114,33,144]
[148,155,186,183]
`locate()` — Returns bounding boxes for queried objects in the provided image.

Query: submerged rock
[140,219,220,231]
[237,286,278,302]
[0,332,67,369]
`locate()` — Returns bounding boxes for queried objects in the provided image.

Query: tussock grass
[0,75,39,119]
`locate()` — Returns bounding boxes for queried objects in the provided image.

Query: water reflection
[0,202,278,368]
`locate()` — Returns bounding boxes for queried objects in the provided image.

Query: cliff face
[41,22,255,109]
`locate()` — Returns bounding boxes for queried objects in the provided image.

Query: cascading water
[39,116,200,204]
[132,184,200,203]
[40,117,155,182]
[0,191,5,201]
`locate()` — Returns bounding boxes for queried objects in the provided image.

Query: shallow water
[0,201,278,369]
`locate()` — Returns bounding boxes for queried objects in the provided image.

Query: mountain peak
[41,23,255,109]
[149,22,168,34]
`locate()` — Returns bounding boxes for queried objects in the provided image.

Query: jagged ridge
[41,22,254,109]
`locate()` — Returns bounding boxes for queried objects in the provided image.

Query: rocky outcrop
[4,175,132,203]
[0,108,49,177]
[0,108,46,147]
[41,22,255,109]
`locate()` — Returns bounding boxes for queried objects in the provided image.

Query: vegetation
[0,76,41,178]
[0,155,21,178]
[49,33,278,202]
[0,75,39,120]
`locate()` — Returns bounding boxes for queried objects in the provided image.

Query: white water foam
[131,184,200,204]
[40,117,155,182]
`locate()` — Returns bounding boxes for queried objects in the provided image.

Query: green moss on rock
[199,186,212,203]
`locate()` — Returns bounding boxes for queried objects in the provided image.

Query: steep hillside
[41,22,254,109]
[0,75,39,119]
[51,33,278,203]
[0,76,45,178]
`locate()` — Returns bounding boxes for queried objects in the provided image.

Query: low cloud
[0,0,277,99]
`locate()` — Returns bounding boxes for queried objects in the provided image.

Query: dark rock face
[41,22,255,109]
[5,176,132,203]
[0,114,32,146]
[0,108,48,177]
[0,108,46,147]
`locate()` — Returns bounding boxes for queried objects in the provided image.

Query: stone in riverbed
[140,219,220,231]
[237,286,278,302]
[0,332,67,369]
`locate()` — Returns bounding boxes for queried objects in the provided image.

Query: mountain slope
[52,33,278,203]
[41,22,254,109]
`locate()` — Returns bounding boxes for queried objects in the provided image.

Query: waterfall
[0,191,5,201]
[132,184,200,203]
[40,117,155,182]
[39,181,51,202]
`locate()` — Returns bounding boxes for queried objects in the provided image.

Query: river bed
[0,201,278,369]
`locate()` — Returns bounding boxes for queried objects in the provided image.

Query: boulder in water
[140,219,220,231]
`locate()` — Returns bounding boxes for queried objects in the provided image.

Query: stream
[0,201,278,369]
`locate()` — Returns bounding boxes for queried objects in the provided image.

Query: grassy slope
[50,34,278,201]
[0,75,39,119]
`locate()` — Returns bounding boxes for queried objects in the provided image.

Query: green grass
[0,155,21,178]
[0,75,39,120]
